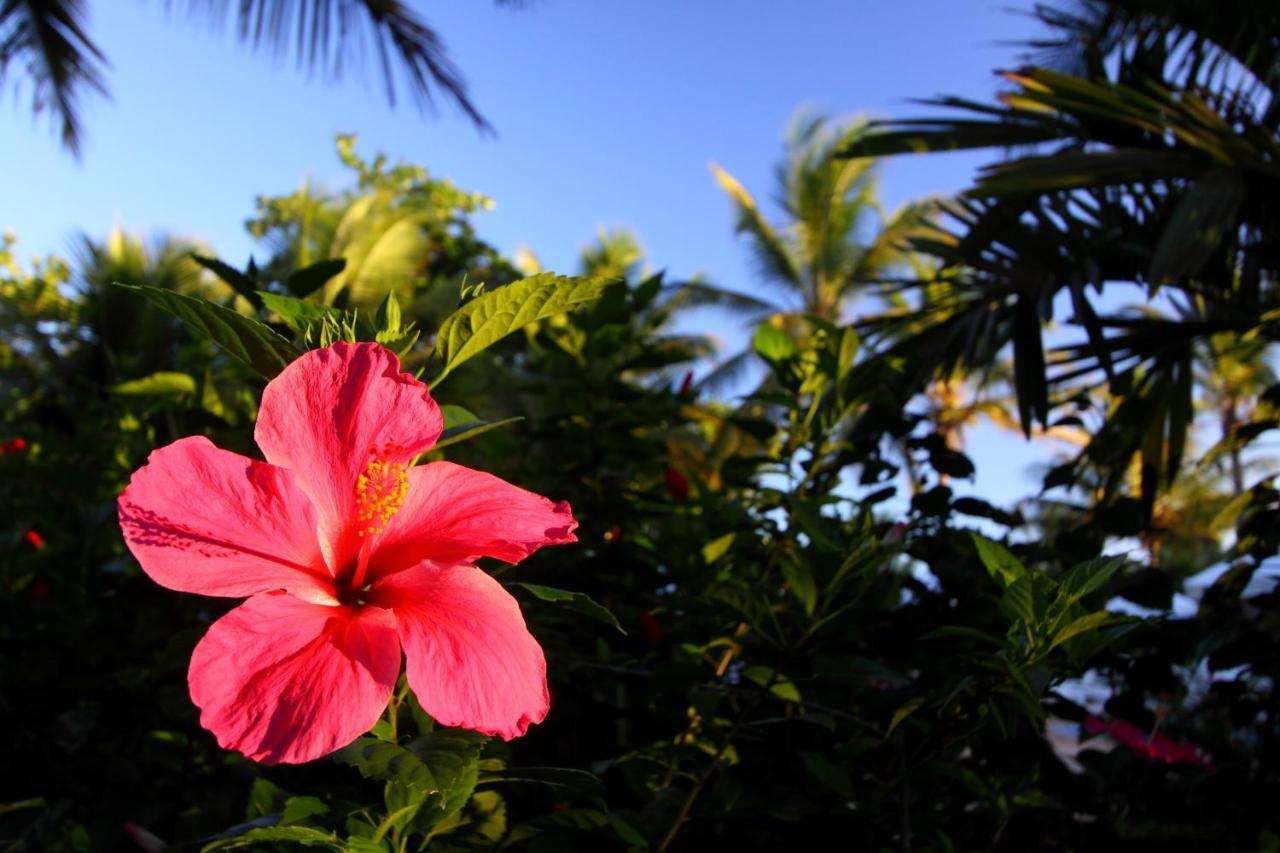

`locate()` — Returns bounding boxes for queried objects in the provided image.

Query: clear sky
[0,0,1052,502]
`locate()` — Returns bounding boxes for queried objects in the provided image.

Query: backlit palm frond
[711,161,802,294]
[172,0,490,129]
[0,0,107,155]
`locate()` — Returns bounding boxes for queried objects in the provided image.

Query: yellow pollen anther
[354,459,408,536]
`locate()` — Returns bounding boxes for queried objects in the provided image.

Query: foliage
[5,14,1280,846]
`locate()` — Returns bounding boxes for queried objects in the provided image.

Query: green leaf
[479,767,604,802]
[701,532,735,564]
[608,814,649,847]
[753,322,796,362]
[971,534,1025,586]
[439,404,478,429]
[192,254,260,307]
[335,737,438,789]
[286,258,347,298]
[508,583,624,634]
[111,371,197,397]
[432,273,615,384]
[202,825,343,850]
[258,291,341,335]
[117,283,298,378]
[743,665,802,702]
[432,417,524,451]
[466,790,507,843]
[887,696,925,736]
[1048,611,1126,652]
[280,796,329,826]
[781,558,818,616]
[800,751,853,798]
[1002,575,1037,626]
[1059,555,1127,605]
[406,729,489,834]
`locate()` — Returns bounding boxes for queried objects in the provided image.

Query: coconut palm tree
[843,0,1280,524]
[701,113,934,391]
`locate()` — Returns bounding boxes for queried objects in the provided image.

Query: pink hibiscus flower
[117,342,578,764]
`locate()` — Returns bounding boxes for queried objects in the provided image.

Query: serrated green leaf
[117,283,298,377]
[972,534,1025,586]
[111,371,197,396]
[508,583,624,634]
[406,729,489,835]
[432,273,615,384]
[258,291,341,335]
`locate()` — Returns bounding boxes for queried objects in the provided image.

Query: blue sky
[1,0,1052,502]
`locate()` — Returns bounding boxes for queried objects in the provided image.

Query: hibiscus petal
[188,592,400,764]
[255,342,443,570]
[371,563,549,740]
[371,462,578,578]
[118,436,334,602]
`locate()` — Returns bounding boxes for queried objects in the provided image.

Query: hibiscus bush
[3,92,1280,850]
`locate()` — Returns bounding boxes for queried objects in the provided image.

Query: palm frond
[0,0,107,155]
[664,280,777,320]
[710,161,802,293]
[696,348,759,397]
[171,0,490,129]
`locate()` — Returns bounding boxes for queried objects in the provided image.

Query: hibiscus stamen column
[348,452,409,593]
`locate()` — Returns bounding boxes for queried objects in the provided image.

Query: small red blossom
[1082,714,1212,769]
[118,342,578,764]
[123,823,167,853]
[882,522,907,545]
[664,468,689,503]
[638,610,664,645]
[23,529,45,550]
[1,437,26,455]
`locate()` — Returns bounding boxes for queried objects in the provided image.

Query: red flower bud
[678,371,694,397]
[23,529,45,550]
[123,822,167,853]
[882,522,907,545]
[1,437,26,454]
[664,468,689,503]
[603,525,621,544]
[638,610,664,645]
